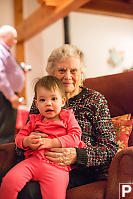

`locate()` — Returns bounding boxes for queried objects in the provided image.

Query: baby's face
[35,86,66,120]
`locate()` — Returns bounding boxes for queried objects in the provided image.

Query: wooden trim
[14,0,26,101]
[76,0,133,20]
[38,0,63,6]
[16,0,90,42]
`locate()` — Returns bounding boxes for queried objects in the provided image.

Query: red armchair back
[84,70,133,117]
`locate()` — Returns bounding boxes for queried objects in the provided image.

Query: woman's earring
[80,73,84,86]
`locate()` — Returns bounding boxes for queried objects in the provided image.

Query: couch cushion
[84,71,133,117]
[112,114,132,151]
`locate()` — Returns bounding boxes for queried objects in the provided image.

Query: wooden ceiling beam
[76,0,133,20]
[14,0,26,100]
[37,0,63,6]
[14,0,24,62]
[17,0,90,43]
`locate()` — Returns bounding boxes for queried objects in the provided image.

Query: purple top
[0,41,25,99]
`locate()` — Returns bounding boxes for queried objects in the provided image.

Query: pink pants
[0,156,69,199]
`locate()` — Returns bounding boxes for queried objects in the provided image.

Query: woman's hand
[44,148,77,165]
[23,131,48,150]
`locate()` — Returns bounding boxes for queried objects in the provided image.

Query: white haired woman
[17,44,118,199]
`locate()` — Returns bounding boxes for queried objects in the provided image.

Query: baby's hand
[30,131,48,138]
[23,133,43,150]
[37,138,52,150]
[37,138,62,150]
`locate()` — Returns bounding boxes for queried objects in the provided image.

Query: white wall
[70,12,133,78]
[1,1,133,107]
[0,0,15,53]
[0,0,14,26]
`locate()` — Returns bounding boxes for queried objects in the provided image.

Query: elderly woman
[17,44,118,199]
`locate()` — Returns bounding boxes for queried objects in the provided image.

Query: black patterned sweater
[27,87,118,171]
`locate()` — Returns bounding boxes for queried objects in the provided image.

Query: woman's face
[53,57,82,98]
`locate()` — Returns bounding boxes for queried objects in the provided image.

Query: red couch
[1,71,133,199]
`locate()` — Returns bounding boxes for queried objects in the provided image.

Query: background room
[1,0,133,108]
[1,1,133,199]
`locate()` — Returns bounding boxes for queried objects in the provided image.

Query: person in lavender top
[0,25,25,144]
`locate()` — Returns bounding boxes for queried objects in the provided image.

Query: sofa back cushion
[84,71,133,117]
[112,114,132,150]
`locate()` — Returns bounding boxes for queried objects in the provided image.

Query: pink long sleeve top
[15,109,86,171]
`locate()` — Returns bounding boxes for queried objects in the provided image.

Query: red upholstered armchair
[1,71,133,199]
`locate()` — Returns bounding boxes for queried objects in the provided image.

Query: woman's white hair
[46,44,85,75]
[0,25,17,37]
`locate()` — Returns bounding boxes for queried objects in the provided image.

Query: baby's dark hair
[34,75,66,99]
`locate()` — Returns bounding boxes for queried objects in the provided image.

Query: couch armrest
[105,147,133,199]
[66,181,106,199]
[0,142,16,179]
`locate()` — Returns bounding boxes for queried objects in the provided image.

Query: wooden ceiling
[15,0,133,43]
[78,0,133,19]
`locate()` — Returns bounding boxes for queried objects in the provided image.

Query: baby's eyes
[39,99,45,102]
[39,97,57,102]
[52,97,57,101]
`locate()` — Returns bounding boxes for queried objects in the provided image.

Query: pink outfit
[0,109,85,199]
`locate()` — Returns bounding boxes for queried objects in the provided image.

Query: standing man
[0,25,25,144]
